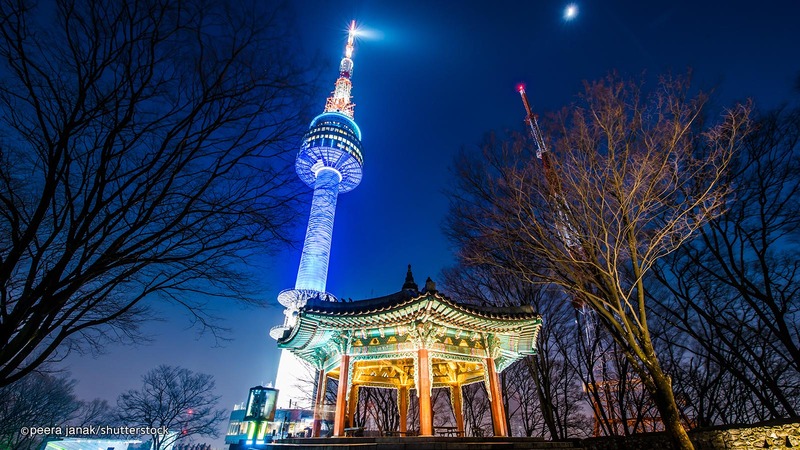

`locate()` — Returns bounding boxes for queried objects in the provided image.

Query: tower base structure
[274,349,314,409]
[273,288,336,409]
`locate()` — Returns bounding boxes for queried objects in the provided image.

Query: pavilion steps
[270,437,579,450]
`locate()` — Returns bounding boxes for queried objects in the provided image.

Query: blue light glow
[294,167,341,292]
[297,112,364,193]
[309,112,362,141]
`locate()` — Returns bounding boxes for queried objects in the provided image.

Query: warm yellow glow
[347,358,485,389]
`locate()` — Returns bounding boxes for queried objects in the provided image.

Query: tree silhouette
[652,105,800,424]
[117,365,226,450]
[0,0,311,386]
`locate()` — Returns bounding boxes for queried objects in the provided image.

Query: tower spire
[271,19,367,409]
[325,20,358,118]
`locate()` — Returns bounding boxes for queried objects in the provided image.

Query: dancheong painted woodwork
[276,273,542,438]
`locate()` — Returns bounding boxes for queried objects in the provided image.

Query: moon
[564,4,578,20]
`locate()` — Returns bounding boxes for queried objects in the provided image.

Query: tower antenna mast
[518,82,596,339]
[518,84,576,249]
[518,85,549,160]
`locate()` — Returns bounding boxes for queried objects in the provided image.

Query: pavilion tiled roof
[278,288,542,376]
[302,289,538,321]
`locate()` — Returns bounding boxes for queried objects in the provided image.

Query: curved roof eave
[279,291,542,351]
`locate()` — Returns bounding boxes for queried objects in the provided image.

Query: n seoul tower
[270,21,364,408]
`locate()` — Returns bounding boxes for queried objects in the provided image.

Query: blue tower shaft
[295,168,341,292]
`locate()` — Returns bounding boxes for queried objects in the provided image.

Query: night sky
[61,0,799,447]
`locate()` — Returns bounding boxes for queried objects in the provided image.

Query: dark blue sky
[62,0,799,446]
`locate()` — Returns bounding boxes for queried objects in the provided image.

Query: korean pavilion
[275,266,542,438]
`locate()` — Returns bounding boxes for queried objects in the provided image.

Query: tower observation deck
[271,21,364,408]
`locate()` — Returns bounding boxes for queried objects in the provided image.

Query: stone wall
[691,418,799,450]
[579,419,800,450]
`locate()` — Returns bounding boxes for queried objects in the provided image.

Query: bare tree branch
[0,0,313,385]
[445,73,750,450]
[651,105,800,424]
[117,365,226,450]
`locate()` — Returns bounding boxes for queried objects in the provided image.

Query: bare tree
[117,365,226,450]
[0,372,79,450]
[653,335,744,427]
[431,387,452,429]
[502,360,542,437]
[311,376,338,436]
[359,387,399,434]
[461,382,491,437]
[0,371,114,449]
[73,398,117,429]
[446,74,750,450]
[651,105,800,423]
[0,0,312,386]
[582,339,666,436]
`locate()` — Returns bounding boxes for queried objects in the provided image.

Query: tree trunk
[526,356,560,439]
[647,362,694,450]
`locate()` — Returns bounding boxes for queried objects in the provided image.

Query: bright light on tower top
[324,19,359,118]
[345,20,356,58]
[564,4,578,20]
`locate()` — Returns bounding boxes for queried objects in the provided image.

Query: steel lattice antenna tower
[519,85,597,343]
[518,83,594,333]
[520,85,628,436]
[270,21,364,409]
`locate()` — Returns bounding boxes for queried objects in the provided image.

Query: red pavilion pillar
[485,358,508,437]
[451,384,465,436]
[333,354,350,437]
[312,368,327,437]
[418,349,433,436]
[347,384,359,429]
[398,385,409,435]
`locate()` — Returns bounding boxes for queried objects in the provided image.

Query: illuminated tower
[270,21,363,408]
